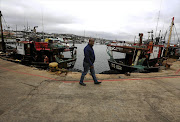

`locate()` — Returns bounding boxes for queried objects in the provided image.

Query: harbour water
[72,44,125,74]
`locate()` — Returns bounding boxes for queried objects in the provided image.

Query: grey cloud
[1,0,180,42]
[1,0,82,31]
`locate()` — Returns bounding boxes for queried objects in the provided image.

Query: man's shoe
[94,82,102,84]
[79,82,86,86]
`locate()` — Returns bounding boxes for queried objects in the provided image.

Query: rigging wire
[174,24,180,43]
[173,26,175,44]
[164,21,173,43]
[163,27,168,41]
[2,15,9,30]
[1,20,6,33]
[155,11,161,38]
[155,0,163,37]
[161,10,165,36]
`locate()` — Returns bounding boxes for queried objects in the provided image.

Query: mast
[155,11,161,38]
[139,33,143,45]
[0,11,6,52]
[148,31,150,41]
[165,17,174,57]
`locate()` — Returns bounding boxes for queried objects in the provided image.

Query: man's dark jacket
[83,44,95,66]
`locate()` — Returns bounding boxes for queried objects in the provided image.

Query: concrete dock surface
[0,58,180,122]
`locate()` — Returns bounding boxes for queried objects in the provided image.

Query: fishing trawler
[0,11,77,69]
[5,38,77,69]
[106,17,179,73]
[107,34,163,73]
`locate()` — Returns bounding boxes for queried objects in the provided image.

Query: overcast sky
[0,0,180,42]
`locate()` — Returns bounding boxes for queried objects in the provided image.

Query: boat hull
[26,58,77,69]
[108,59,159,73]
[58,58,77,69]
[108,59,138,73]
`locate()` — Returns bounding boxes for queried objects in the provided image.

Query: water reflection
[65,44,125,73]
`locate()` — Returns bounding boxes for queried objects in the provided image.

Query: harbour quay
[0,58,180,121]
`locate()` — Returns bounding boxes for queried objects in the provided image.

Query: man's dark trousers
[80,62,98,83]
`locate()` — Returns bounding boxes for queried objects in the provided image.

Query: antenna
[41,8,44,40]
[16,25,17,38]
[27,21,28,31]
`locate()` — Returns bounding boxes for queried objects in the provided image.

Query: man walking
[79,38,102,86]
